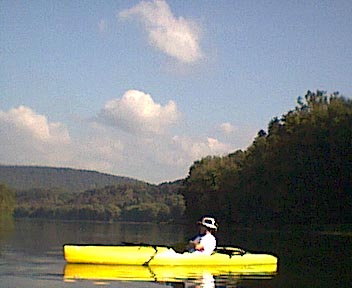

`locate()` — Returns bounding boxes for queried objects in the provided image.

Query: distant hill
[1,165,185,222]
[0,165,142,193]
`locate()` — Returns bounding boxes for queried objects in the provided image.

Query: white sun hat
[197,216,218,231]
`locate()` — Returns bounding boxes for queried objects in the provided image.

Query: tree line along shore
[1,91,351,225]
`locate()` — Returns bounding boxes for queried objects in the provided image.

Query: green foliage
[183,91,352,225]
[122,203,171,222]
[183,153,245,222]
[0,184,15,216]
[4,166,185,222]
[14,182,185,222]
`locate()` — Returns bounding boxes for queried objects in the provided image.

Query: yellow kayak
[64,263,278,282]
[63,244,278,267]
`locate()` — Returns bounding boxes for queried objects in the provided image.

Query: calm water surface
[0,218,351,287]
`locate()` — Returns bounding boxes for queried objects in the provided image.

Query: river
[0,218,351,287]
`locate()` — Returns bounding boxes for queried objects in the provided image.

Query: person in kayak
[187,216,218,255]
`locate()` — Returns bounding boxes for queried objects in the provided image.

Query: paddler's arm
[194,241,204,252]
[184,237,200,252]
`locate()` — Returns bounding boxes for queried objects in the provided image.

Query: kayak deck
[64,245,159,265]
[63,245,278,266]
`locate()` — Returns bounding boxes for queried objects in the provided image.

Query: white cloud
[0,106,71,165]
[219,122,235,135]
[0,106,126,175]
[0,106,70,144]
[113,133,233,182]
[0,105,243,184]
[97,89,179,134]
[119,0,203,63]
[70,127,124,173]
[172,135,232,165]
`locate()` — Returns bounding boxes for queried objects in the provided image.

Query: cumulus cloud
[0,106,127,175]
[117,133,233,182]
[70,128,124,173]
[0,104,240,183]
[219,122,235,135]
[97,89,179,134]
[119,0,203,63]
[0,106,71,165]
[171,135,232,165]
[0,106,70,144]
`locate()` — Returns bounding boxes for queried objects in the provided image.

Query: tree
[0,184,15,216]
[182,91,352,225]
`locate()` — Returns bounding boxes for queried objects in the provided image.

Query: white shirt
[198,233,216,255]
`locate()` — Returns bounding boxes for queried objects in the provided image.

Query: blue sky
[1,0,351,183]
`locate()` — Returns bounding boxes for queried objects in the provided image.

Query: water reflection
[64,263,277,287]
[4,219,350,287]
[0,214,14,251]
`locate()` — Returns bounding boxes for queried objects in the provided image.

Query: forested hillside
[15,181,185,222]
[0,166,185,222]
[0,165,139,192]
[182,91,352,226]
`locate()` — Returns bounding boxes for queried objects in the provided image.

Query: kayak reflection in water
[186,216,218,255]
